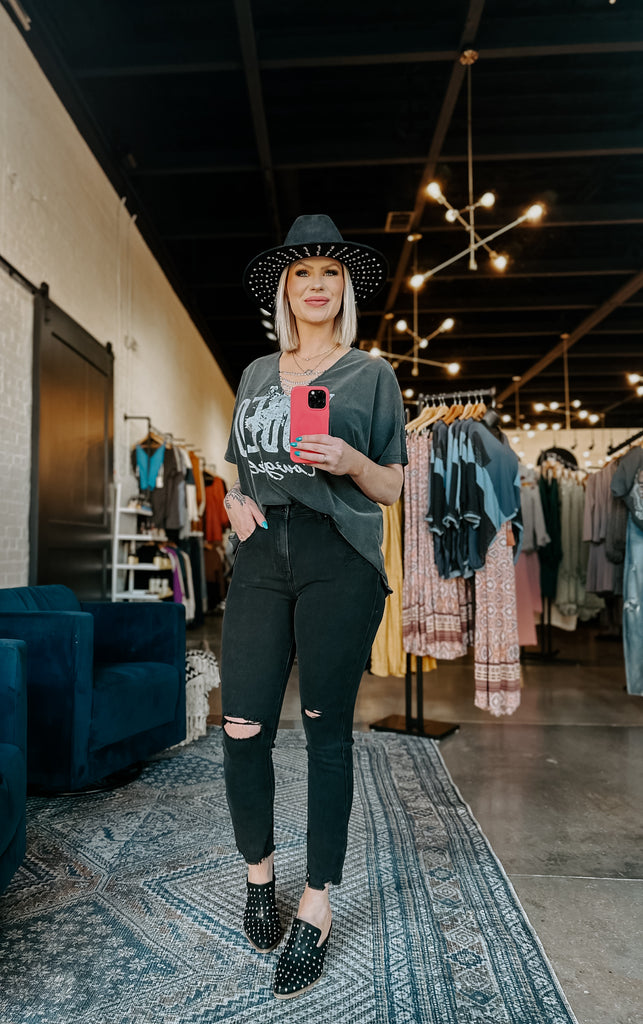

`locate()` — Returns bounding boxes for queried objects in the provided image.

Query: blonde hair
[273,262,358,352]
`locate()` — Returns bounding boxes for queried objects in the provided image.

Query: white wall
[0,7,235,585]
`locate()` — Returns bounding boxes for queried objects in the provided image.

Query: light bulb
[501,414,511,423]
[534,403,545,413]
[523,423,532,431]
[370,346,382,358]
[578,409,589,419]
[491,253,507,271]
[552,423,562,431]
[512,436,520,444]
[627,373,641,385]
[549,401,559,410]
[637,385,643,397]
[426,181,442,199]
[537,423,547,431]
[410,274,425,289]
[480,191,495,208]
[445,209,458,223]
[395,319,408,332]
[412,365,419,377]
[447,362,460,375]
[525,203,544,221]
[407,233,422,243]
[404,388,415,398]
[528,430,536,438]
[419,338,428,349]
[440,317,455,332]
[518,451,525,458]
[583,451,590,458]
[589,413,599,424]
[572,399,582,409]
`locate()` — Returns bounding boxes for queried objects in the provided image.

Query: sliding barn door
[30,288,114,599]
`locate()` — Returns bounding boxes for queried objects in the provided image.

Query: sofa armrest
[0,612,95,784]
[82,601,186,675]
[0,640,27,752]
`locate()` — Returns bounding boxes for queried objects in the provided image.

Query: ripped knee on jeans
[223,716,262,739]
[304,708,322,719]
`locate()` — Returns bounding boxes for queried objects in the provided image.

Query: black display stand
[370,654,459,740]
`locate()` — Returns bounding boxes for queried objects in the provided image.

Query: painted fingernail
[294,450,301,456]
[294,436,302,442]
[261,521,268,529]
[290,441,298,447]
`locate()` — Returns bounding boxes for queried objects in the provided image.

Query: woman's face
[286,257,344,325]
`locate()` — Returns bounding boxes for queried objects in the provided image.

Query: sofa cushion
[0,743,26,858]
[90,662,180,751]
[0,585,81,613]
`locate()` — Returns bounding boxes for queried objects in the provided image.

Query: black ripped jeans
[220,503,386,890]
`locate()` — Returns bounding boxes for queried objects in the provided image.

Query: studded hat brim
[243,241,389,309]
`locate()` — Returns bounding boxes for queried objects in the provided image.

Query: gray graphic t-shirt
[225,348,408,588]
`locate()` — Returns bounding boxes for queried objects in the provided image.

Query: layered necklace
[279,343,340,395]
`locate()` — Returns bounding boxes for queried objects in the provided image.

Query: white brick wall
[0,7,236,585]
[0,274,32,586]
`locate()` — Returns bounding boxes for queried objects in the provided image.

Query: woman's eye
[295,269,309,276]
[325,269,338,276]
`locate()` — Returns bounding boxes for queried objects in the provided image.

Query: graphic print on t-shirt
[232,384,334,481]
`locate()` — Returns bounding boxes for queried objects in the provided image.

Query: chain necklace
[296,342,339,362]
[290,344,339,377]
[278,344,341,395]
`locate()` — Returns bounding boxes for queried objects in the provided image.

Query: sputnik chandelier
[370,316,460,377]
[409,51,545,290]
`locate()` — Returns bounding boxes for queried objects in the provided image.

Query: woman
[221,214,407,999]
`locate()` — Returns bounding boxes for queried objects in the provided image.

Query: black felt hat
[243,214,389,309]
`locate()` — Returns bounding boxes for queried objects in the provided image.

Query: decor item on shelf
[0,585,186,792]
[410,52,544,288]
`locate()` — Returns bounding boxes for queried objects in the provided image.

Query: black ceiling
[9,0,643,428]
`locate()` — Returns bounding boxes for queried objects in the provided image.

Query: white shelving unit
[111,482,170,601]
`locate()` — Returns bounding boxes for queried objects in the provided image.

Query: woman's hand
[291,435,404,505]
[223,481,267,540]
[291,434,360,477]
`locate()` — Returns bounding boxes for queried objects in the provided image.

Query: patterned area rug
[0,730,577,1024]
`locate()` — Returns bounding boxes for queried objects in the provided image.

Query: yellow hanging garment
[371,499,437,677]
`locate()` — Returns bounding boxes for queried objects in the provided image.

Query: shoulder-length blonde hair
[273,262,358,352]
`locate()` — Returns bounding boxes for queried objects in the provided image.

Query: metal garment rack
[607,428,643,457]
[371,386,496,741]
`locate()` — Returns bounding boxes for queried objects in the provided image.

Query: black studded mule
[273,918,332,999]
[243,875,283,952]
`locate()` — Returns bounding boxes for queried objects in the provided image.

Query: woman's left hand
[291,434,361,476]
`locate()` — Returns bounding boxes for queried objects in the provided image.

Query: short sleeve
[368,361,408,466]
[224,367,248,466]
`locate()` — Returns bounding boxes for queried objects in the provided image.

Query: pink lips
[305,298,328,306]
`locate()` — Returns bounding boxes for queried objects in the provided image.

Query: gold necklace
[290,345,339,377]
[296,342,339,362]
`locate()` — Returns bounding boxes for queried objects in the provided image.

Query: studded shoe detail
[273,918,332,999]
[243,875,283,952]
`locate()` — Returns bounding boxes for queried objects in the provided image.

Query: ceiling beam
[233,0,281,242]
[375,0,487,343]
[132,145,643,175]
[71,40,643,78]
[497,270,643,403]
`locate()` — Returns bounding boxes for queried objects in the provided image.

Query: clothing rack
[607,428,643,457]
[370,655,459,740]
[416,385,496,411]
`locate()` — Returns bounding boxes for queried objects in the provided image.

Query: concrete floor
[190,614,643,1024]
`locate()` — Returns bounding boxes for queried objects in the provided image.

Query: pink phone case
[290,386,330,463]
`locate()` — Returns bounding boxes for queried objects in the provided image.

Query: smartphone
[290,385,330,464]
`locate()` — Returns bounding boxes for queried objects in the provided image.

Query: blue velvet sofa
[0,586,186,793]
[0,638,27,894]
